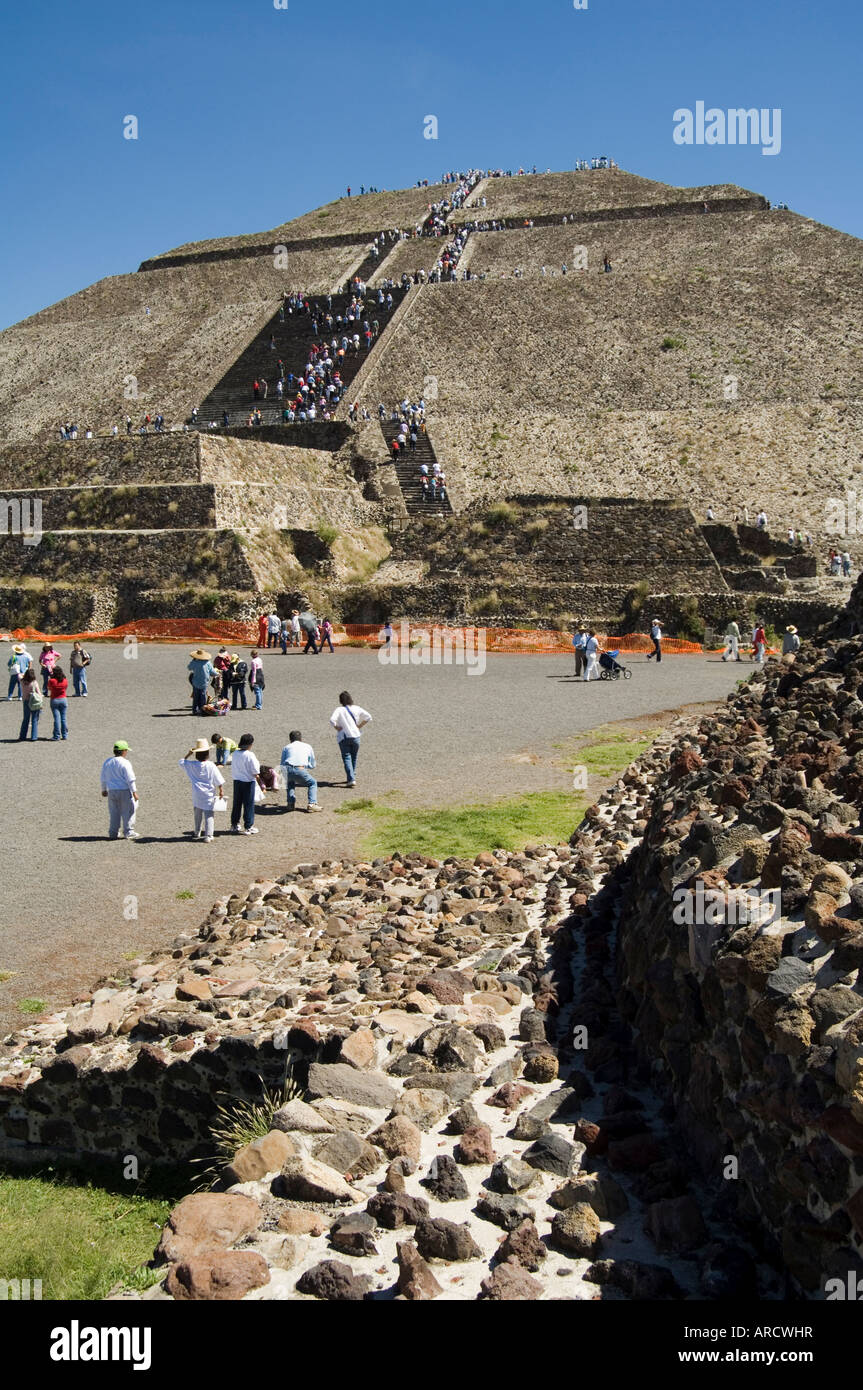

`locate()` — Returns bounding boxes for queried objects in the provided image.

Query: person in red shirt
[257,614,268,647]
[48,666,69,741]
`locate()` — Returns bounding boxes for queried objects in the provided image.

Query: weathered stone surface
[549,1173,628,1221]
[474,1192,535,1231]
[522,1050,559,1084]
[455,1124,496,1165]
[366,1191,429,1229]
[645,1195,708,1254]
[409,1024,484,1073]
[271,1099,335,1135]
[296,1260,371,1301]
[329,1211,378,1257]
[415,1216,482,1262]
[396,1240,443,1299]
[403,1071,480,1101]
[277,1208,331,1237]
[389,1087,450,1131]
[166,1250,270,1301]
[523,1134,580,1177]
[339,1028,377,1071]
[421,1154,470,1202]
[584,1258,681,1299]
[497,1219,547,1271]
[550,1203,602,1256]
[225,1130,296,1185]
[488,1155,536,1194]
[447,1101,481,1133]
[273,1155,364,1205]
[479,1258,543,1300]
[306,1062,397,1110]
[369,1115,423,1164]
[313,1130,382,1179]
[157,1193,263,1264]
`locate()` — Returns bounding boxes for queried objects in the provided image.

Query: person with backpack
[249,650,265,710]
[300,612,320,655]
[19,665,42,741]
[330,690,372,787]
[70,641,91,697]
[179,738,225,843]
[229,654,249,710]
[230,733,261,835]
[6,643,30,700]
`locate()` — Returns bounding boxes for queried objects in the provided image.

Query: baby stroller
[599,650,632,681]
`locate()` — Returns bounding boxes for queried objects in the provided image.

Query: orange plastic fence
[1,619,715,653]
[342,624,706,654]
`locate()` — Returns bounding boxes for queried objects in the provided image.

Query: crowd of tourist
[99,684,373,842]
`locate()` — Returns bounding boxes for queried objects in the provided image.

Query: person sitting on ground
[280,729,321,813]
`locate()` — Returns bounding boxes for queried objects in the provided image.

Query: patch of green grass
[0,1169,175,1300]
[175,890,195,901]
[345,790,588,859]
[661,336,685,352]
[335,798,376,815]
[18,999,47,1015]
[579,735,654,777]
[0,971,16,984]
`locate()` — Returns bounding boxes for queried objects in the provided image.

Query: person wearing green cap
[100,741,139,840]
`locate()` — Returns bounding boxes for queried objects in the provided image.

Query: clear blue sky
[0,0,859,331]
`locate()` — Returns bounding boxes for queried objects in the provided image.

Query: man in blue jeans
[280,731,321,812]
[188,648,214,715]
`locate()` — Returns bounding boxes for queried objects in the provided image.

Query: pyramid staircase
[196,279,407,429]
[379,419,453,514]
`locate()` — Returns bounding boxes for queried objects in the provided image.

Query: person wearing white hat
[782,625,801,657]
[646,618,663,663]
[179,738,225,842]
[101,741,139,840]
[6,643,31,700]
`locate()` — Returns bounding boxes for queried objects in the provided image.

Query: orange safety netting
[342,624,706,654]
[1,620,754,656]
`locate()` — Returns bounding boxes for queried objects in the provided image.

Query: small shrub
[485,502,517,527]
[661,336,685,352]
[471,590,500,615]
[316,521,339,546]
[523,518,549,538]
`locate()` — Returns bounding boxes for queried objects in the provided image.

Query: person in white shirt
[330,690,372,787]
[179,738,226,842]
[231,733,261,834]
[647,618,663,663]
[280,730,321,812]
[267,612,281,649]
[583,632,600,682]
[101,740,139,839]
[290,611,301,647]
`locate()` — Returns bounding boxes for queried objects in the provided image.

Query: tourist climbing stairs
[379,419,453,515]
[196,281,407,429]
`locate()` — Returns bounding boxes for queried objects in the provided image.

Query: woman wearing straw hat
[646,618,663,663]
[179,738,225,843]
[6,642,30,700]
[187,649,214,717]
